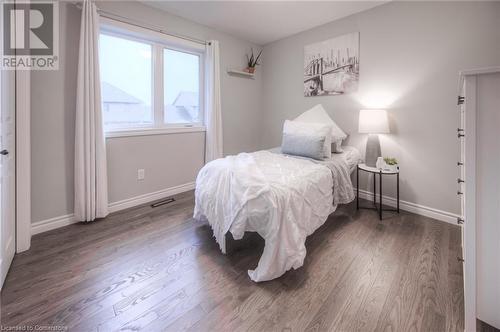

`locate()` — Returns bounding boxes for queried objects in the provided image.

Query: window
[100,34,153,130]
[164,49,200,124]
[99,21,204,134]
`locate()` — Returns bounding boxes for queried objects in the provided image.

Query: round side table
[356,163,400,220]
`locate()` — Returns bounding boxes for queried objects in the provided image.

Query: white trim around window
[99,17,205,136]
[105,126,206,139]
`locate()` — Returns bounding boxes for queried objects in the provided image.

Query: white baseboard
[357,189,460,225]
[108,182,195,213]
[31,182,195,235]
[31,214,77,235]
[32,183,458,235]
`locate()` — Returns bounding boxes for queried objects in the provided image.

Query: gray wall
[31,1,264,222]
[32,1,500,223]
[31,2,80,222]
[260,1,500,214]
[106,132,205,203]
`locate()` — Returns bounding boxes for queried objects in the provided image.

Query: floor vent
[151,198,175,208]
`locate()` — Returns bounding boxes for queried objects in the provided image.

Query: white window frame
[99,17,206,137]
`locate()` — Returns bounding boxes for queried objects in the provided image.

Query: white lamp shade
[358,109,390,134]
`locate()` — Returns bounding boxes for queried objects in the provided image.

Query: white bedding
[193,147,360,282]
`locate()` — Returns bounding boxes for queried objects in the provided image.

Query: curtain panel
[204,40,223,163]
[74,0,109,221]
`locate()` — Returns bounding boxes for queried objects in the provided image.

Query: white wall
[260,1,500,215]
[31,2,264,223]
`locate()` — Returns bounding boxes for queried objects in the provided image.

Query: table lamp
[359,109,389,167]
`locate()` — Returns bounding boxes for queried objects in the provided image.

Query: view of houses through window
[99,31,201,131]
[164,49,200,124]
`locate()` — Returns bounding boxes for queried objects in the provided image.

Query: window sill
[105,126,206,138]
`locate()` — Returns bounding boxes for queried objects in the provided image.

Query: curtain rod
[74,3,208,46]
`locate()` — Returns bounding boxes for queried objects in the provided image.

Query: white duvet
[193,150,356,282]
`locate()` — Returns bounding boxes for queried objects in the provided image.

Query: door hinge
[458,96,465,105]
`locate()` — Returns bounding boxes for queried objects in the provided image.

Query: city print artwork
[304,32,359,96]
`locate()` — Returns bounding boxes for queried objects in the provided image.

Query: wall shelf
[227,69,255,79]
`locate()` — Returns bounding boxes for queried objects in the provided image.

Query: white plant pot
[385,164,399,172]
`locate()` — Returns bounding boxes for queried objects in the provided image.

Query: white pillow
[283,120,332,158]
[332,140,344,153]
[294,104,347,142]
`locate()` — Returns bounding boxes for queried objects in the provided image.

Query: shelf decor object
[245,48,262,74]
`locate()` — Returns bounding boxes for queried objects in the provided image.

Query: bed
[193,146,361,282]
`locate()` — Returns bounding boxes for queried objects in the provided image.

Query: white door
[476,72,500,329]
[0,68,16,288]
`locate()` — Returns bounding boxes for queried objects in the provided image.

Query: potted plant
[246,48,262,74]
[383,157,399,172]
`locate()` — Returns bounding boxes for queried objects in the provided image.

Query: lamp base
[365,134,381,167]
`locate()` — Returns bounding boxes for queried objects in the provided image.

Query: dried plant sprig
[247,48,263,68]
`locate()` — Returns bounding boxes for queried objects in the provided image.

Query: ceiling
[143,1,388,45]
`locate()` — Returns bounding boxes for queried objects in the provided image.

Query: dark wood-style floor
[1,191,463,331]
[478,319,500,332]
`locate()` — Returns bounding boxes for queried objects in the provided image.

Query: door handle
[0,149,8,156]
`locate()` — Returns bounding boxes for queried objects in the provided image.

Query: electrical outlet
[137,169,145,180]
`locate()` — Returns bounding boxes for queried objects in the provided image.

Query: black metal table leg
[357,165,399,220]
[379,170,382,220]
[356,166,359,210]
[397,172,400,213]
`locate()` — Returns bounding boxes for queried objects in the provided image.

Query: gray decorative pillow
[281,132,326,160]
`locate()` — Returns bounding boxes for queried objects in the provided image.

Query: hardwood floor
[1,191,464,331]
[478,320,500,332]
